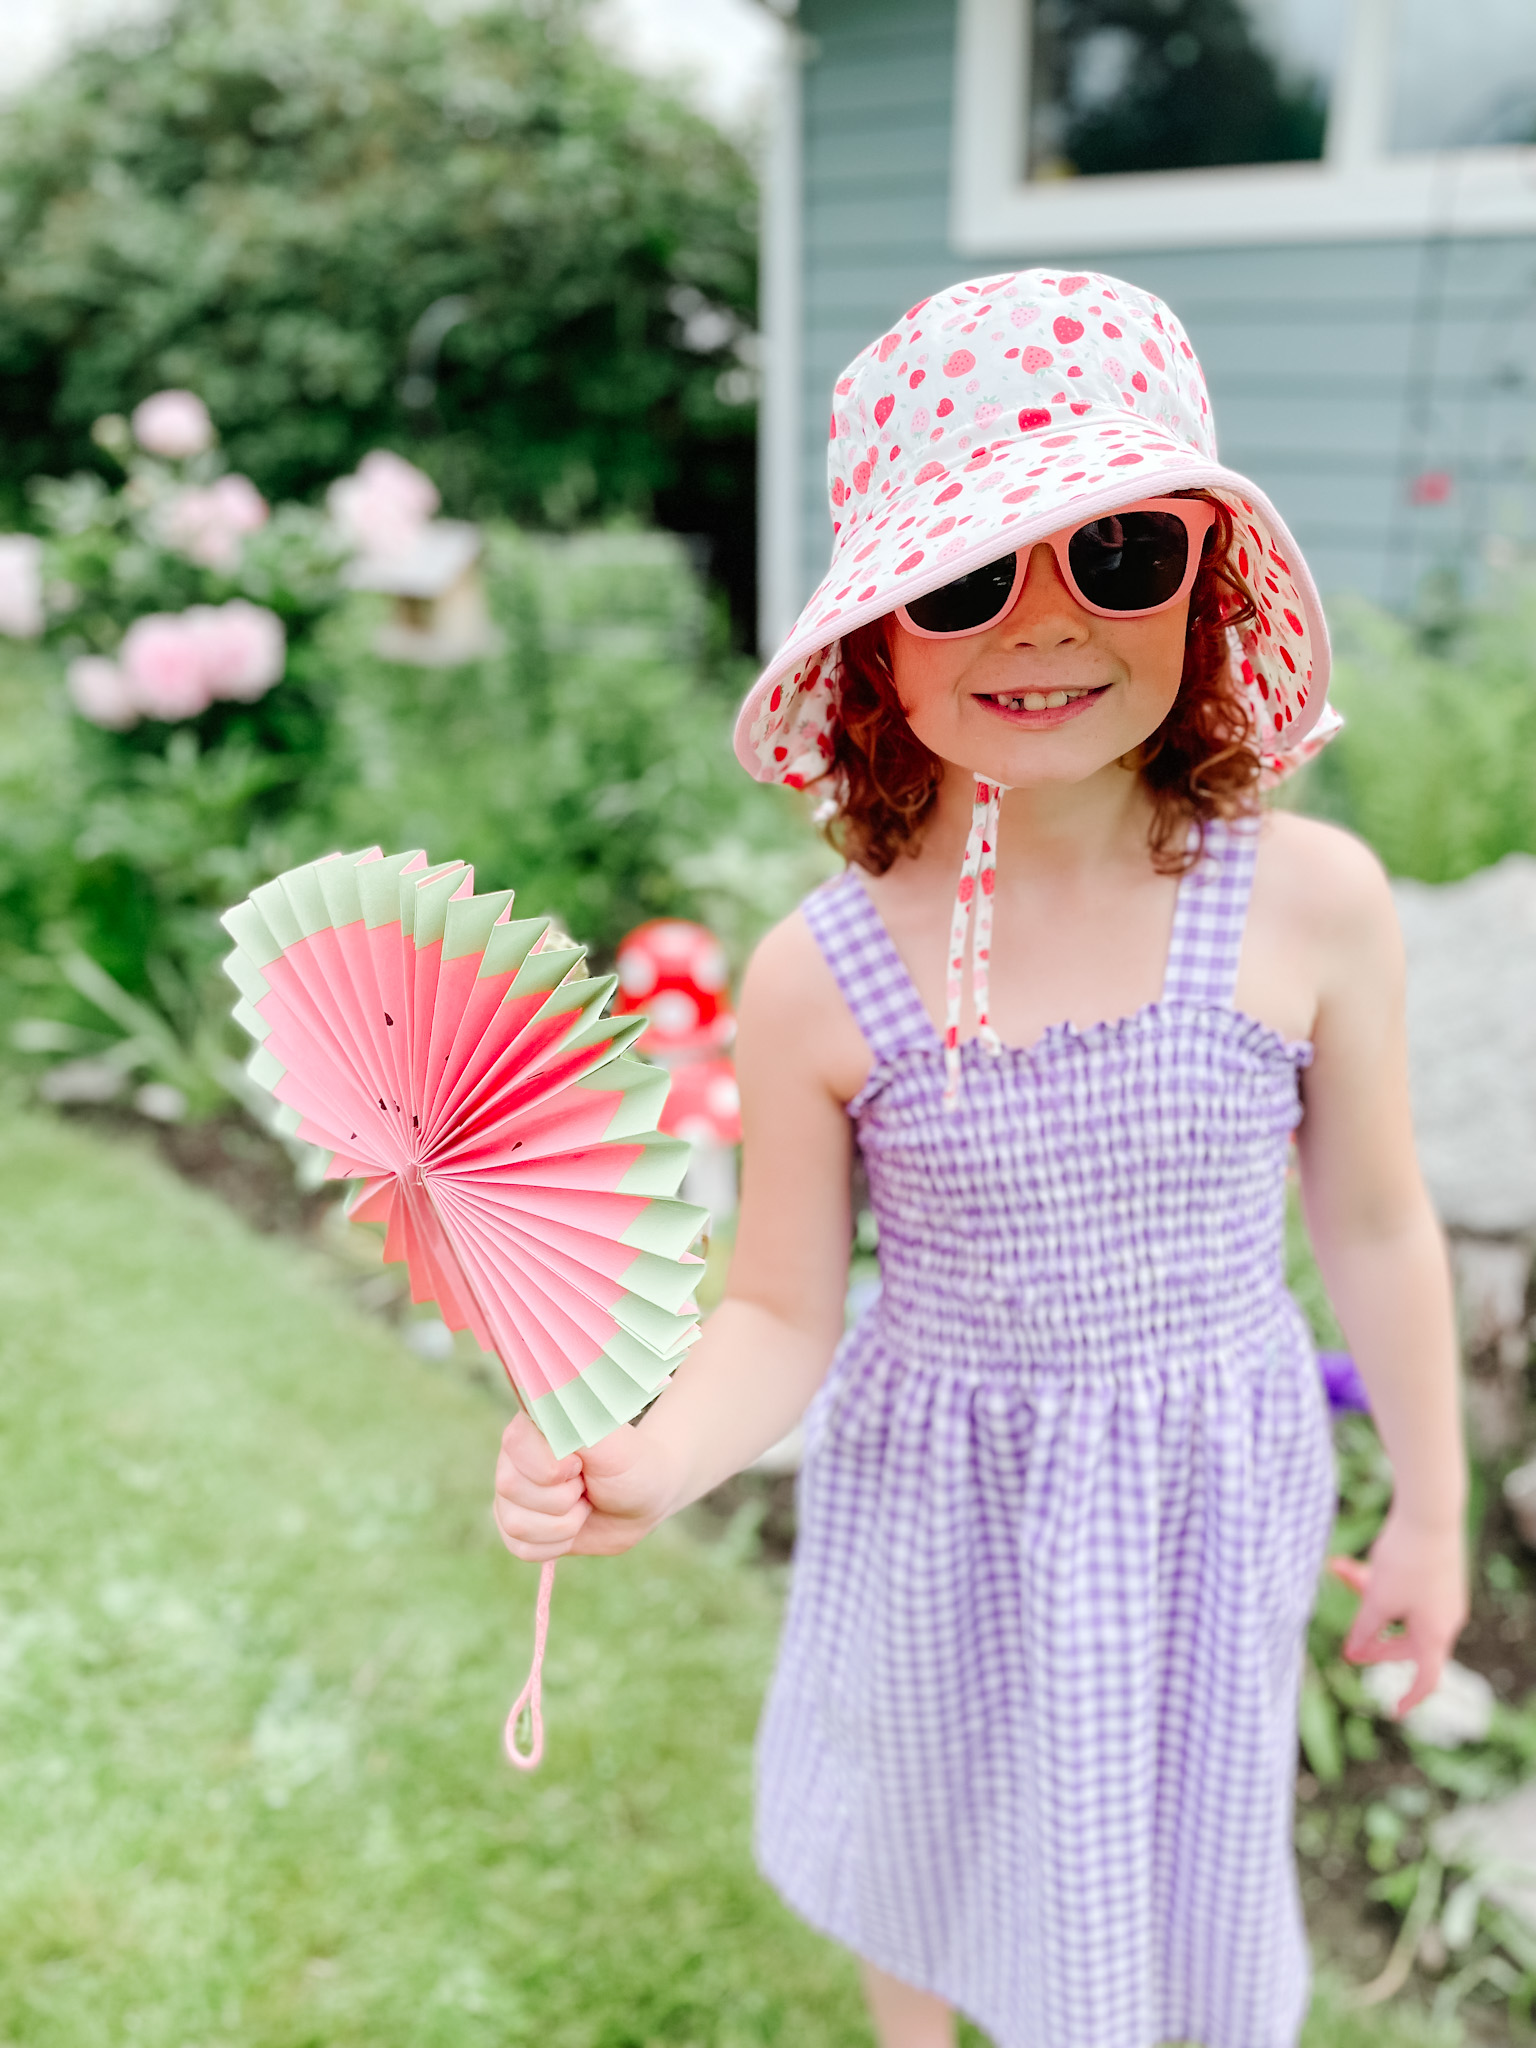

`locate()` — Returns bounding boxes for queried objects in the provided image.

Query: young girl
[494,270,1467,2048]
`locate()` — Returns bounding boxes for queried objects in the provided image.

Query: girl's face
[887,536,1190,787]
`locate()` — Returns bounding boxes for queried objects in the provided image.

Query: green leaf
[1299,1659,1345,1784]
[1368,1861,1426,1911]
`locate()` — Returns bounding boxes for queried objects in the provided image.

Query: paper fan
[221,846,706,1454]
[221,847,709,1770]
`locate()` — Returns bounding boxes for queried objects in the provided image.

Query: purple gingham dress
[755,817,1337,2048]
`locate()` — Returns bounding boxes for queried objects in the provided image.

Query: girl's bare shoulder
[1253,810,1402,1007]
[1257,809,1395,927]
[737,898,873,1103]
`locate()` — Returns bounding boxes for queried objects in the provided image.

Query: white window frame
[951,0,1536,252]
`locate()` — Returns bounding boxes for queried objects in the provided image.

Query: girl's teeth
[989,688,1094,711]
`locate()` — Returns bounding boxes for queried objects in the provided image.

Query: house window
[951,0,1536,252]
[1025,1,1346,182]
[1386,0,1536,153]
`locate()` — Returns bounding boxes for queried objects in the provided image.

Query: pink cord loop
[504,1559,556,1771]
[942,776,1008,1110]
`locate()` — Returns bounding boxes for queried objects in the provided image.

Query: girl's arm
[1290,823,1468,1713]
[493,909,862,1560]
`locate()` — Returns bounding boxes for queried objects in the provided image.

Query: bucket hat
[735,268,1336,790]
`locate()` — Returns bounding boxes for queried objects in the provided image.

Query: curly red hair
[824,491,1262,876]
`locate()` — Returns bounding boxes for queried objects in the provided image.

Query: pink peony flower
[130,389,215,460]
[93,600,286,727]
[327,449,440,557]
[67,655,139,730]
[159,473,269,570]
[119,613,216,720]
[0,534,44,638]
[183,600,285,701]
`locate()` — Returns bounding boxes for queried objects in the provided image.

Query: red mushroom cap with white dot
[613,919,735,1055]
[659,1055,742,1145]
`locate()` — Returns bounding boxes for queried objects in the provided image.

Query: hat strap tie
[943,775,1007,1110]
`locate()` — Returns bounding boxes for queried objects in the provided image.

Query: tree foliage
[0,0,760,632]
[1028,0,1328,179]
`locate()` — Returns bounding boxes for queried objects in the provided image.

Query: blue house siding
[794,0,1536,615]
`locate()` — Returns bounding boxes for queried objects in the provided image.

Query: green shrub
[1291,577,1536,880]
[0,0,759,632]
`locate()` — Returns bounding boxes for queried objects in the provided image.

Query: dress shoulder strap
[1161,813,1261,1009]
[800,871,936,1063]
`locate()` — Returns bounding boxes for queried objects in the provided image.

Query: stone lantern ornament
[345,519,502,667]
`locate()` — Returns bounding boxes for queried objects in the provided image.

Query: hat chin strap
[943,774,1008,1110]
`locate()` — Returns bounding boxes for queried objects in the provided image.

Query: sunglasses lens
[904,551,1019,634]
[1067,511,1191,612]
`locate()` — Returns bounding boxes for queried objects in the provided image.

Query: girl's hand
[1328,1509,1469,1715]
[492,1413,677,1562]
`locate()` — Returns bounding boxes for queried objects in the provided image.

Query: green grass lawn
[0,1110,1452,2048]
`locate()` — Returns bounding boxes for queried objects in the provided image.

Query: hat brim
[736,411,1330,788]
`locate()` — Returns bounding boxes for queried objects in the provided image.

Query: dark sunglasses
[895,498,1217,638]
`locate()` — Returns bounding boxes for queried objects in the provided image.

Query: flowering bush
[0,395,367,1098]
[0,463,819,1127]
[130,389,216,460]
[68,601,287,728]
[327,451,439,559]
[0,0,760,640]
[6,396,347,752]
[157,474,269,572]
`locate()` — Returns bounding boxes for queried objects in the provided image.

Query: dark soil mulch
[62,1103,332,1237]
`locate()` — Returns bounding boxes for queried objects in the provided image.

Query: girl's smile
[890,536,1189,783]
[976,680,1111,727]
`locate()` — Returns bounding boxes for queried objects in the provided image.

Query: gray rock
[1361,1656,1495,1747]
[1433,1778,1536,1936]
[402,1317,455,1363]
[1506,1455,1536,1549]
[36,1057,124,1105]
[1393,855,1536,1235]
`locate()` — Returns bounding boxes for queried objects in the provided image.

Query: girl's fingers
[494,1452,584,1516]
[495,1415,585,1512]
[490,1412,597,1560]
[500,1533,583,1564]
[1394,1646,1447,1717]
[1327,1554,1369,1595]
[1345,1611,1408,1664]
[1333,1555,1406,1664]
[493,1490,592,1561]
[501,1413,582,1484]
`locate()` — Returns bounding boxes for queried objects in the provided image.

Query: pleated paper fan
[221,846,707,1458]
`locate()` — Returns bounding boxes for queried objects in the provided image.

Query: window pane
[1025,0,1347,180]
[1387,0,1536,152]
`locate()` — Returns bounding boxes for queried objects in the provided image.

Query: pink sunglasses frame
[894,496,1218,640]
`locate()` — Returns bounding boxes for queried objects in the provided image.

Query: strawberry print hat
[735,268,1336,790]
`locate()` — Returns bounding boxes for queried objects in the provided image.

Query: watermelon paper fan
[221,846,708,1766]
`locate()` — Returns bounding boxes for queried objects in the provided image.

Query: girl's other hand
[1328,1510,1469,1715]
[492,1412,676,1562]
